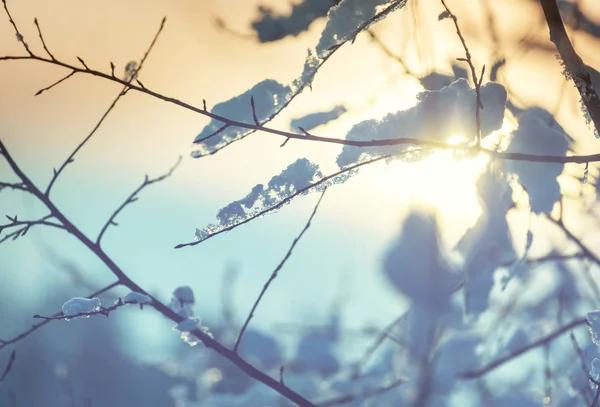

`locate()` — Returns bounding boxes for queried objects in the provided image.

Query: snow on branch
[336,79,507,168]
[192,158,325,243]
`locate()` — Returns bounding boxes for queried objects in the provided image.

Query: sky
[2,0,600,368]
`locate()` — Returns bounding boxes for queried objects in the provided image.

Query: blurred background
[1,0,600,406]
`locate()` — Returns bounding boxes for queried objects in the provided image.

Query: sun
[359,134,489,237]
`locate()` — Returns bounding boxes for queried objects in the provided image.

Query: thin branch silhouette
[234,189,327,352]
[96,156,182,245]
[460,318,587,379]
[3,6,600,163]
[43,16,166,196]
[0,350,16,384]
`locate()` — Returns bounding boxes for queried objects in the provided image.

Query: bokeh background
[1,0,600,406]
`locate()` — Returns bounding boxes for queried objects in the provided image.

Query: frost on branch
[193,80,291,155]
[588,311,600,346]
[61,297,101,319]
[383,210,458,314]
[336,79,508,168]
[194,158,323,241]
[456,170,515,315]
[315,0,407,57]
[290,105,346,132]
[505,108,571,214]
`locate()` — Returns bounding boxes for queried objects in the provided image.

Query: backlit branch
[460,318,587,379]
[234,189,327,352]
[440,0,484,147]
[42,16,166,197]
[3,5,600,163]
[0,214,64,244]
[96,156,182,245]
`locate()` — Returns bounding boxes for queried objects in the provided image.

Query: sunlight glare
[362,134,489,233]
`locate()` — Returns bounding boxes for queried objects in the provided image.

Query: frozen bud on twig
[62,297,101,319]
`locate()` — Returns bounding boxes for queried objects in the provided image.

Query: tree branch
[234,189,327,352]
[43,16,167,196]
[540,0,600,134]
[0,137,318,407]
[96,156,181,245]
[0,350,16,384]
[460,318,587,379]
[0,281,120,351]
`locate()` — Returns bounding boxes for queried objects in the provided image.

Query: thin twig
[0,281,120,351]
[0,181,27,192]
[33,17,54,60]
[0,214,64,244]
[35,71,75,96]
[1,0,32,56]
[351,312,408,378]
[44,16,167,196]
[234,189,327,352]
[96,156,181,245]
[0,350,15,384]
[460,318,586,379]
[440,0,484,147]
[318,377,405,406]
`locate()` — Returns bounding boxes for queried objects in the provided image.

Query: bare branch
[0,181,27,192]
[440,0,484,147]
[35,70,76,96]
[460,318,586,379]
[234,189,327,352]
[318,377,405,407]
[33,17,55,60]
[0,214,64,245]
[0,350,16,384]
[96,156,182,245]
[1,0,33,56]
